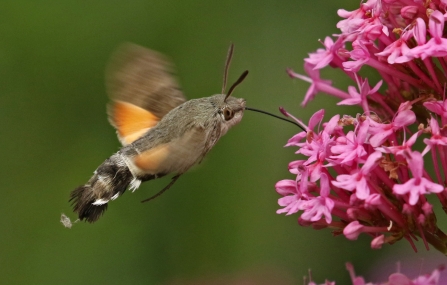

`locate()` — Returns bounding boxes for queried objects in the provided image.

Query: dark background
[1,1,443,284]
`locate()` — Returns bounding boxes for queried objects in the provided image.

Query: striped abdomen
[70,153,149,223]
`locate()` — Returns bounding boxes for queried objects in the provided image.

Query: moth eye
[223,108,234,121]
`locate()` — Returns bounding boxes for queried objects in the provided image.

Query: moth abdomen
[69,154,135,223]
[70,185,109,223]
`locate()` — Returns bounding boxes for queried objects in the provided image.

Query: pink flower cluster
[278,0,447,253]
[306,263,443,285]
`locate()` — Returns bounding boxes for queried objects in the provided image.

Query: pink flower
[343,221,364,240]
[423,117,447,154]
[338,77,382,114]
[305,36,346,70]
[287,64,349,106]
[370,235,385,249]
[375,29,414,64]
[284,108,325,147]
[424,99,447,126]
[393,151,444,205]
[401,6,419,21]
[280,0,447,254]
[275,179,304,216]
[304,263,444,285]
[300,173,334,224]
[332,151,382,200]
[376,131,420,157]
[368,108,416,147]
[410,11,447,59]
[276,164,311,215]
[330,121,368,166]
[342,40,371,72]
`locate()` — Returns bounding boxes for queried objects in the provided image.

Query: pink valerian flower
[275,162,334,223]
[285,108,325,147]
[300,173,334,224]
[332,151,382,200]
[423,117,447,154]
[342,40,372,73]
[424,99,447,126]
[375,131,420,157]
[410,11,447,60]
[338,76,382,114]
[275,179,304,216]
[280,0,447,255]
[305,263,444,285]
[393,151,444,205]
[329,120,368,166]
[368,108,416,147]
[375,28,414,64]
[287,63,349,106]
[304,36,347,70]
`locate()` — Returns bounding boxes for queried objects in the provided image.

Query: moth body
[126,94,245,175]
[70,78,246,222]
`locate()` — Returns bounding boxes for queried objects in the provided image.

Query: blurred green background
[1,0,444,284]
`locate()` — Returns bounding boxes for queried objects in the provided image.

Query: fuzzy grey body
[127,94,245,173]
[70,94,245,222]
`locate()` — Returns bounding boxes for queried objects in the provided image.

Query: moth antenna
[224,70,249,102]
[141,174,181,203]
[222,43,234,94]
[245,107,307,132]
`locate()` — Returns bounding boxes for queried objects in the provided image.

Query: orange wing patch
[134,144,171,173]
[111,101,160,145]
[132,126,207,175]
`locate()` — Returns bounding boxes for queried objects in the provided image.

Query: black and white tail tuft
[69,154,135,223]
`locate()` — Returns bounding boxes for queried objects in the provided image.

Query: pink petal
[288,160,304,172]
[332,174,357,191]
[408,183,423,205]
[370,79,382,94]
[285,132,306,146]
[275,180,298,196]
[362,151,382,172]
[429,10,444,40]
[429,116,440,134]
[337,9,352,18]
[422,179,444,194]
[407,151,423,179]
[308,109,325,130]
[369,129,393,147]
[424,101,444,115]
[300,196,334,223]
[393,181,412,195]
[323,114,340,135]
[401,6,419,20]
[343,221,363,240]
[406,131,420,147]
[413,18,427,45]
[371,234,385,249]
[355,177,370,200]
[319,173,330,197]
[356,121,369,142]
[338,97,361,105]
[394,109,416,128]
[323,36,334,48]
[365,193,381,205]
[387,273,412,285]
[394,43,414,63]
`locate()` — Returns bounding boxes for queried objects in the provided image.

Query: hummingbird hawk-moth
[70,44,248,223]
[68,43,304,224]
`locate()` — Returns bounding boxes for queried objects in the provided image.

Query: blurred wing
[106,43,186,145]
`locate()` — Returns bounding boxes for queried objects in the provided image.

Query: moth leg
[141,174,181,203]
